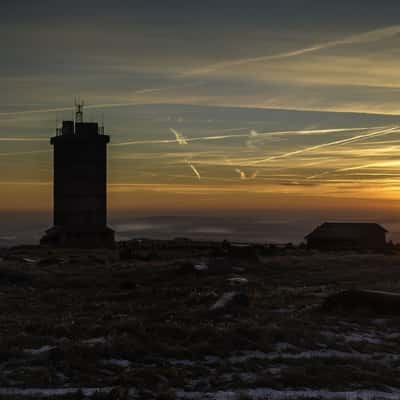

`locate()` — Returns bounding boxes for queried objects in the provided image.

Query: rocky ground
[2,244,400,399]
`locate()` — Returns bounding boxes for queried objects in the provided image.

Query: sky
[2,0,400,243]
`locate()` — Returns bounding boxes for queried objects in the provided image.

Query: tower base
[40,226,115,249]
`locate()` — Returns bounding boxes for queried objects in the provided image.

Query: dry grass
[2,246,400,398]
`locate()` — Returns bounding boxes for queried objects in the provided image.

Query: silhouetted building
[305,222,387,251]
[41,102,114,248]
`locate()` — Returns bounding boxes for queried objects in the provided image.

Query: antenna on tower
[74,97,84,123]
[55,112,59,135]
[101,112,105,135]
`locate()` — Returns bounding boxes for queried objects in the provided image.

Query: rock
[209,291,250,313]
[24,345,56,355]
[323,289,400,315]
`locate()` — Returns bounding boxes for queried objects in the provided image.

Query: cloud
[183,25,400,75]
[0,82,206,120]
[249,126,398,165]
[306,144,400,180]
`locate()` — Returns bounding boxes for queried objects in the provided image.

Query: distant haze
[2,209,400,247]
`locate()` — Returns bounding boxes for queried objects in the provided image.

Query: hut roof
[305,222,387,240]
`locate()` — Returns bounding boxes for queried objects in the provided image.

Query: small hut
[305,222,387,251]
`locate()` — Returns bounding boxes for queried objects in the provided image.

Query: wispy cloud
[306,146,400,180]
[0,83,206,120]
[184,25,400,75]
[339,160,400,172]
[0,102,148,118]
[249,126,398,165]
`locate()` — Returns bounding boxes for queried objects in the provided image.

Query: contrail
[306,171,332,180]
[0,138,48,142]
[307,160,400,180]
[190,133,249,141]
[0,150,50,157]
[2,26,400,120]
[186,160,201,180]
[330,160,400,174]
[112,139,178,146]
[0,125,379,149]
[235,168,246,180]
[112,126,380,147]
[0,102,145,118]
[189,164,201,180]
[0,181,51,185]
[235,168,258,180]
[249,127,398,165]
[112,132,251,147]
[184,25,400,75]
[0,83,205,119]
[252,126,382,136]
[170,128,188,145]
[339,160,400,172]
[170,128,200,179]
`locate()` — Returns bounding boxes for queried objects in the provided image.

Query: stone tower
[41,102,114,248]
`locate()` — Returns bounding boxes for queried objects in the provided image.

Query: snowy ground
[2,246,400,399]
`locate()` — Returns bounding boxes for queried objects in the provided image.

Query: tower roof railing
[55,101,105,136]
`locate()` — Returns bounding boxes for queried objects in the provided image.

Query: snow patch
[228,277,248,285]
[228,350,372,363]
[101,359,131,368]
[24,345,56,355]
[0,387,113,396]
[194,263,208,271]
[82,337,107,346]
[22,258,38,264]
[345,333,382,344]
[175,388,400,400]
